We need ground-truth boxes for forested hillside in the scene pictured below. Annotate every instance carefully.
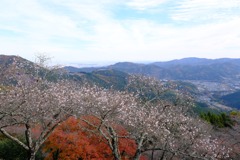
[220,90,240,109]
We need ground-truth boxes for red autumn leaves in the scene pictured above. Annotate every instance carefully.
[43,116,146,160]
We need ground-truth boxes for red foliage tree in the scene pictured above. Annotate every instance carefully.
[43,116,142,160]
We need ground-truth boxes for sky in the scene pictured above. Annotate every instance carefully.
[0,0,240,65]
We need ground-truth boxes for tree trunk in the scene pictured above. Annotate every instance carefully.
[108,127,121,160]
[133,133,146,160]
[151,150,155,160]
[28,149,36,160]
[159,150,165,160]
[133,150,141,160]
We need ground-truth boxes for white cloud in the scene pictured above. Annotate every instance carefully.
[172,0,240,21]
[73,17,240,62]
[126,0,168,10]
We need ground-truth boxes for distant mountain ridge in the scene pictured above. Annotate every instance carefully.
[65,57,240,82]
[152,57,240,67]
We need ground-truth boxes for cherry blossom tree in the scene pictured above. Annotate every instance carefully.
[0,56,83,160]
[76,76,231,160]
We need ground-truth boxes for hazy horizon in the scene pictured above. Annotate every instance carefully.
[62,56,240,67]
[2,54,240,68]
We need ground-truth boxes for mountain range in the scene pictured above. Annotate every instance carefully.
[65,57,240,82]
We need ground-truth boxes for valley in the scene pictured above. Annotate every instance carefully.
[65,57,240,111]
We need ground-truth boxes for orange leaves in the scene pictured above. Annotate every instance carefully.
[43,116,137,160]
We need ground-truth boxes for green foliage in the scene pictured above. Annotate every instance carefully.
[68,69,129,91]
[92,69,129,91]
[193,102,219,114]
[0,135,28,160]
[200,112,234,128]
[230,110,240,117]
[0,135,44,160]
